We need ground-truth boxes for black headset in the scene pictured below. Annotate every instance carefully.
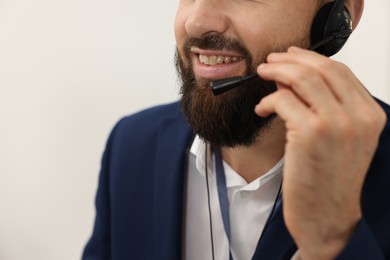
[211,0,354,95]
[311,0,353,57]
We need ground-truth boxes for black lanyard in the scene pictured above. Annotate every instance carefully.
[214,147,233,260]
[212,146,283,260]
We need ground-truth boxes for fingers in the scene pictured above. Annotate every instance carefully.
[255,47,384,119]
[255,88,313,123]
[255,45,387,147]
[263,47,374,106]
[257,62,338,113]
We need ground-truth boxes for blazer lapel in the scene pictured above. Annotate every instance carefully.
[252,203,297,260]
[153,116,193,260]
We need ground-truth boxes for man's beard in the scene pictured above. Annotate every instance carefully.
[176,35,303,148]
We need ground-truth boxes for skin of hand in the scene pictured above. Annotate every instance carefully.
[255,46,387,259]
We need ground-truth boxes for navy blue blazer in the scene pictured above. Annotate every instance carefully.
[83,100,390,260]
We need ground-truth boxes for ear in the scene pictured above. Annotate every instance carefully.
[344,0,364,30]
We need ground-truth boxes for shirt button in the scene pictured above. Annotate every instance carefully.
[240,191,249,199]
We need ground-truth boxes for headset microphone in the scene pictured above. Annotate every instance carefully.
[210,0,352,96]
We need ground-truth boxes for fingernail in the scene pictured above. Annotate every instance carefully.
[258,63,268,70]
[289,46,304,52]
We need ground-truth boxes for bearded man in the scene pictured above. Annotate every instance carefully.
[83,0,390,259]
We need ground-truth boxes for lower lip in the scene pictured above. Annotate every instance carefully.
[192,54,246,80]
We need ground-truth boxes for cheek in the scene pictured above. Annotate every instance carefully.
[175,5,197,67]
[174,5,189,51]
[234,20,278,65]
[229,6,290,63]
[239,15,311,64]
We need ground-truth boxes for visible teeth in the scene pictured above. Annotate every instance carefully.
[203,55,209,65]
[209,56,217,65]
[224,56,232,63]
[199,54,241,65]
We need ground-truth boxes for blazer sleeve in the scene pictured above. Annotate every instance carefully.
[291,218,385,260]
[335,218,385,260]
[82,119,122,260]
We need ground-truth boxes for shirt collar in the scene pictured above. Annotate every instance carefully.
[190,135,284,190]
[189,135,207,176]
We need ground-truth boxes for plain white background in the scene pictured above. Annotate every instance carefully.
[0,1,389,259]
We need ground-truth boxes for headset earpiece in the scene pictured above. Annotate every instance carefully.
[311,0,353,57]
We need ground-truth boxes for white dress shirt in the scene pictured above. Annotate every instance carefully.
[184,136,283,260]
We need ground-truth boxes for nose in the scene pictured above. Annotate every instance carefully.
[185,0,229,39]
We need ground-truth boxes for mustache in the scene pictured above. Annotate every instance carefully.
[184,35,252,63]
[182,34,255,76]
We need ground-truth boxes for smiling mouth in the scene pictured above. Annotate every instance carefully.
[199,54,243,66]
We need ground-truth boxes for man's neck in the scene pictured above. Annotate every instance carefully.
[220,117,286,183]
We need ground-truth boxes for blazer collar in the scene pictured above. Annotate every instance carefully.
[152,114,193,260]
